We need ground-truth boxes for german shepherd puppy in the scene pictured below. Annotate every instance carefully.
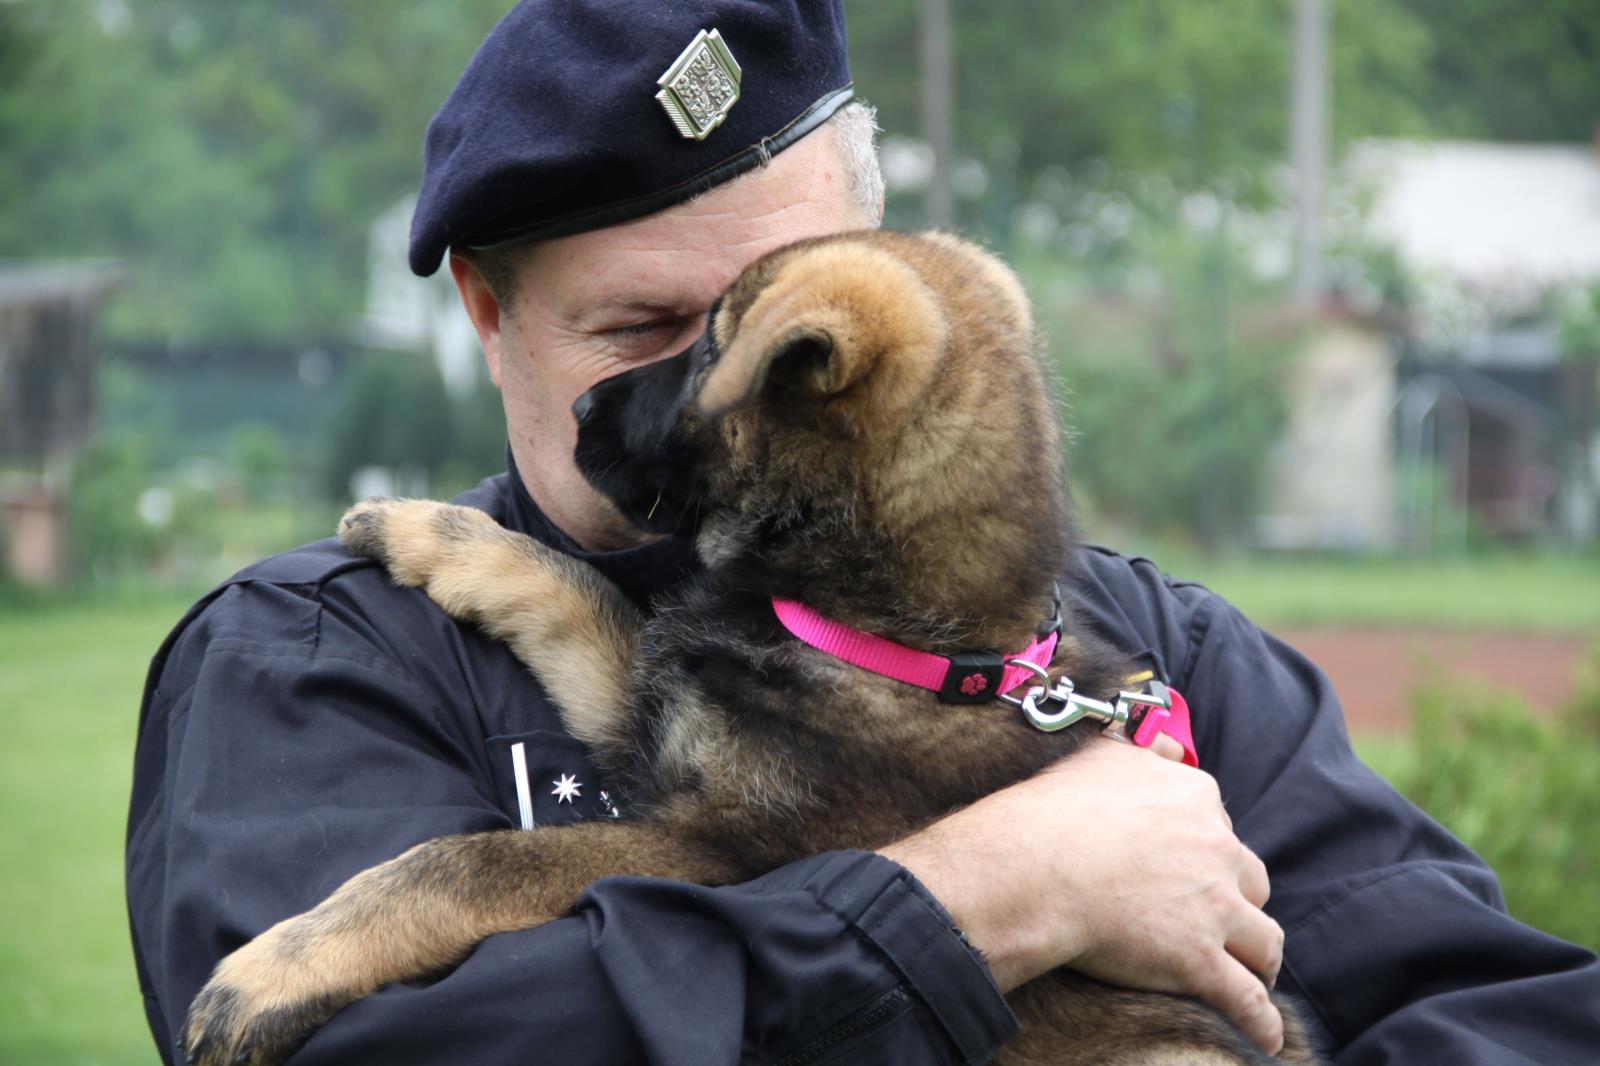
[182,231,1317,1065]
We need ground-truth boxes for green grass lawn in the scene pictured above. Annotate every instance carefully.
[1131,551,1600,632]
[0,596,191,1066]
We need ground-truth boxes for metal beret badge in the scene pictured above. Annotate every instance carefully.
[655,29,742,141]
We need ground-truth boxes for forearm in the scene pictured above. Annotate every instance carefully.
[143,845,1016,1066]
[879,785,1060,994]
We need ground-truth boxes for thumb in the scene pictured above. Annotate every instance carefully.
[1148,733,1186,762]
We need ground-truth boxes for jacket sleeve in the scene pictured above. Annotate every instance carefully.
[126,577,1017,1066]
[1071,552,1600,1065]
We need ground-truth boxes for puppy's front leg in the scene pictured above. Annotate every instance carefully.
[182,820,726,1066]
[339,498,641,750]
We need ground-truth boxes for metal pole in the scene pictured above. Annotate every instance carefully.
[920,0,955,229]
[1290,0,1328,307]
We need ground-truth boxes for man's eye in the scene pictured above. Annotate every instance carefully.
[606,319,674,341]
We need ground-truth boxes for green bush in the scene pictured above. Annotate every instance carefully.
[66,430,231,585]
[66,432,164,580]
[1381,667,1600,951]
[227,421,294,503]
[320,353,505,501]
[1064,346,1285,545]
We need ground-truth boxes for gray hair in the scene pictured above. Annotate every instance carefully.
[470,101,884,307]
[827,99,886,226]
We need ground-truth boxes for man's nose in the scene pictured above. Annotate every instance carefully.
[572,391,597,425]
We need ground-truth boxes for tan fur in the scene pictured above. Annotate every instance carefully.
[183,821,732,1066]
[183,232,1319,1066]
[700,231,1066,653]
[339,498,641,751]
[698,241,950,418]
[921,229,1036,336]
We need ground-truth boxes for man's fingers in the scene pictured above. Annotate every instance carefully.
[1238,847,1270,909]
[1195,952,1284,1055]
[1225,907,1285,989]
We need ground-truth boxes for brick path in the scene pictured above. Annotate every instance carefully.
[1273,628,1593,734]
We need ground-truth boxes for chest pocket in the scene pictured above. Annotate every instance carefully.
[484,730,620,828]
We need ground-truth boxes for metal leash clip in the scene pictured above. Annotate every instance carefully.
[1002,661,1174,735]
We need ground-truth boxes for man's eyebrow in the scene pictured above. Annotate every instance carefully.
[569,293,697,328]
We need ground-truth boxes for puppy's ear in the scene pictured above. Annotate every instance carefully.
[698,325,834,418]
[697,240,950,420]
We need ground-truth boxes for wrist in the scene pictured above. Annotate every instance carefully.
[879,798,1078,992]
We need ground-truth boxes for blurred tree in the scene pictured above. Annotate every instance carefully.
[322,351,453,498]
[850,0,1434,219]
[1036,201,1295,546]
[1396,0,1600,142]
[2,0,1593,353]
[67,430,155,578]
[0,0,508,348]
[317,350,507,501]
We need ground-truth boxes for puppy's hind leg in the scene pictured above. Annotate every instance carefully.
[339,498,641,750]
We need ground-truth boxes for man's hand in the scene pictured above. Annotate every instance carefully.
[880,737,1285,1054]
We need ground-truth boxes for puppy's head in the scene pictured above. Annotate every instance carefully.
[574,230,1068,632]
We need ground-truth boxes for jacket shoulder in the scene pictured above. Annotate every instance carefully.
[142,474,515,707]
[1065,544,1223,686]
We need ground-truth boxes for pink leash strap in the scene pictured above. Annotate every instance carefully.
[1129,687,1199,768]
[771,598,1059,699]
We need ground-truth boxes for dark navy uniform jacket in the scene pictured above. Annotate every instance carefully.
[127,469,1600,1065]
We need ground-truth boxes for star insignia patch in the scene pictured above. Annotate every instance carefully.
[551,773,582,805]
[655,28,742,141]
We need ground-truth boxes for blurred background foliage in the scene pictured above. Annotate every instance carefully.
[1,1,511,345]
[2,2,1598,1063]
[1366,663,1600,951]
[4,0,1595,345]
[1,0,1596,574]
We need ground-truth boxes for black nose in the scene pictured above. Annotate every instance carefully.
[572,391,596,425]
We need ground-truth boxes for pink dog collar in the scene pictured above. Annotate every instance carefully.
[771,597,1198,766]
[771,598,1059,704]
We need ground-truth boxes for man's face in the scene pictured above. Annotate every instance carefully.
[450,125,873,551]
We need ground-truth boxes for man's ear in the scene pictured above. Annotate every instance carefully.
[449,250,506,387]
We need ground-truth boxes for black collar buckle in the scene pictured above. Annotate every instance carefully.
[937,651,1007,704]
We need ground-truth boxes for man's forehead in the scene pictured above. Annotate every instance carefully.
[523,127,865,323]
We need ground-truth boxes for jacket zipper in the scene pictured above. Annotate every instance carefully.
[772,986,912,1066]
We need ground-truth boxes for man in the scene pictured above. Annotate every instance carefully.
[127,3,1600,1064]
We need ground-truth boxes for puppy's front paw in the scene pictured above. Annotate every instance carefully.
[181,929,347,1066]
[337,496,402,561]
[338,498,496,587]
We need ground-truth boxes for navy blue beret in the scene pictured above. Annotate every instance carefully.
[409,0,853,277]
